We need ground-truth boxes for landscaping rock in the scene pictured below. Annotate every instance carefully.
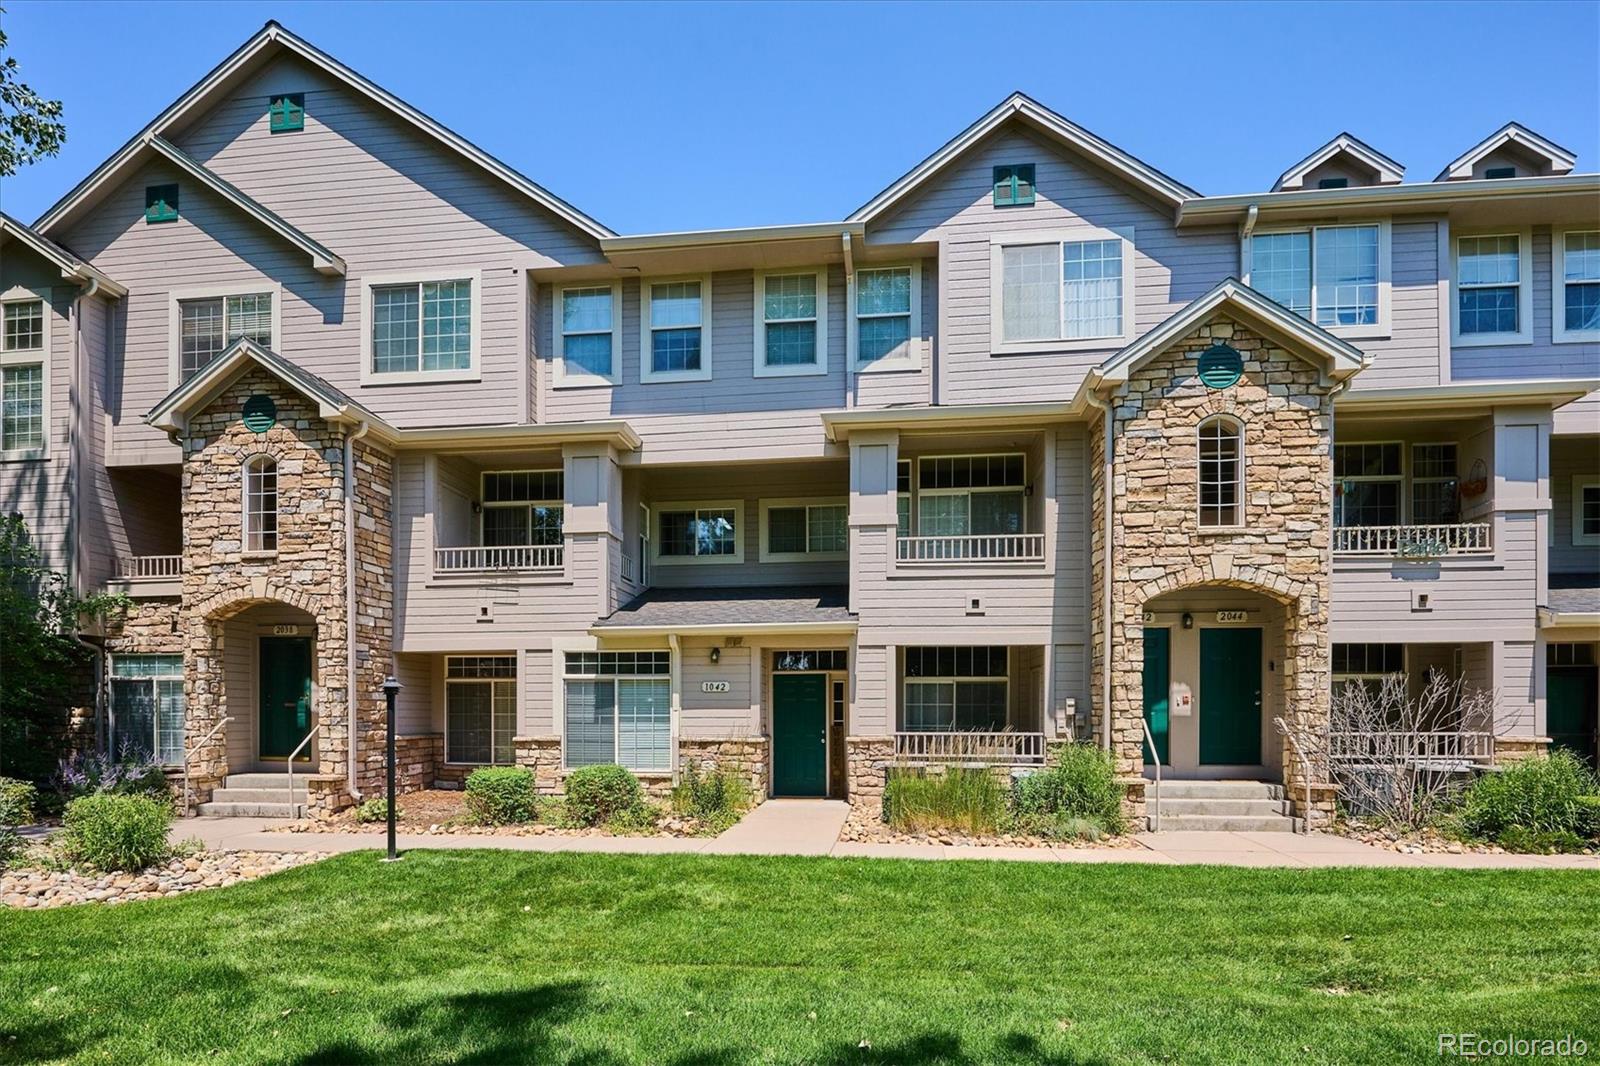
[837,805,1143,849]
[1,850,327,910]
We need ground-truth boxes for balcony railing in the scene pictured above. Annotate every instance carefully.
[115,555,182,580]
[1333,523,1491,558]
[1328,730,1495,769]
[434,545,563,573]
[894,730,1047,766]
[896,533,1045,563]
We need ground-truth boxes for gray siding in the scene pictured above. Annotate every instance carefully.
[1452,227,1600,386]
[1551,435,1600,576]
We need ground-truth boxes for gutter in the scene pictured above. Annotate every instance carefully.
[1082,389,1115,752]
[842,232,855,410]
[344,419,372,801]
[1177,172,1600,225]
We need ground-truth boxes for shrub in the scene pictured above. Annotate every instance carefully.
[564,764,643,827]
[60,793,173,871]
[671,762,749,823]
[54,746,171,803]
[1008,813,1105,842]
[0,826,25,871]
[0,776,37,825]
[354,797,398,824]
[1458,751,1600,846]
[884,768,1005,835]
[1011,744,1125,835]
[605,803,661,835]
[463,767,538,825]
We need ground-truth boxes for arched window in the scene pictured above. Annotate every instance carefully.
[243,455,278,552]
[1197,417,1243,528]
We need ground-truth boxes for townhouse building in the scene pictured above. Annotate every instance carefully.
[2,22,1595,824]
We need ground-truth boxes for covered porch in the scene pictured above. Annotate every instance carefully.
[892,644,1050,767]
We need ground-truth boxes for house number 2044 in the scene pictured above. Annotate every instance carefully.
[1214,611,1247,623]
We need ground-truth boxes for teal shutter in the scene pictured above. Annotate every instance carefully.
[145,184,179,224]
[269,93,305,133]
[992,164,1036,207]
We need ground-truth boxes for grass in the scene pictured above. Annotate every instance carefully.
[1,852,1597,1064]
[884,768,1005,835]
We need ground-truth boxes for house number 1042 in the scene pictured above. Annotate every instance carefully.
[701,681,730,693]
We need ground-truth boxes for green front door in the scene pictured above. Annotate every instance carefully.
[1548,667,1598,769]
[772,673,827,797]
[259,637,313,760]
[1142,627,1170,766]
[1199,627,1262,765]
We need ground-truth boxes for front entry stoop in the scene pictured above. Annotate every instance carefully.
[1149,780,1301,832]
[195,772,306,818]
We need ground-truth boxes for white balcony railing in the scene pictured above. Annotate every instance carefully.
[434,545,563,573]
[115,555,182,580]
[621,551,640,585]
[894,730,1047,765]
[1328,730,1495,769]
[896,533,1045,563]
[1333,523,1492,558]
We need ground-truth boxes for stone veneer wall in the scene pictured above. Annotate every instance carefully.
[844,737,895,818]
[679,737,769,800]
[393,734,442,793]
[178,369,393,811]
[1090,316,1336,827]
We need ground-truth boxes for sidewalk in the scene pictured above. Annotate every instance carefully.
[166,802,1600,870]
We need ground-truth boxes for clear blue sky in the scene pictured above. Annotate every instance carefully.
[3,1,1597,233]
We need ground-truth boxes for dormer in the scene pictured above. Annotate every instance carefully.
[1272,133,1404,192]
[1436,122,1577,181]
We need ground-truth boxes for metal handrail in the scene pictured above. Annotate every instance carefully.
[285,723,321,821]
[181,716,232,816]
[1273,716,1312,834]
[1140,717,1161,833]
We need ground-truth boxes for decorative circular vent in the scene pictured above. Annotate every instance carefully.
[1197,342,1243,390]
[242,394,277,434]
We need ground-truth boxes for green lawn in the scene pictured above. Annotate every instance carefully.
[2,852,1596,1065]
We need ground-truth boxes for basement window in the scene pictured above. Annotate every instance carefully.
[269,93,306,133]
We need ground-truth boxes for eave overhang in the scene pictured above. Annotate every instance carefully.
[821,401,1082,442]
[1176,173,1600,226]
[597,221,867,274]
[0,212,128,297]
[1335,379,1600,415]
[587,620,859,638]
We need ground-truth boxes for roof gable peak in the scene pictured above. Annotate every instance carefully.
[1437,121,1577,181]
[1272,132,1405,191]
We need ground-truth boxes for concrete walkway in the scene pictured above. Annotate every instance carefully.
[162,803,1600,869]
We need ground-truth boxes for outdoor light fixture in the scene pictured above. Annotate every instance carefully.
[709,646,721,664]
[381,675,403,863]
[1182,612,1194,630]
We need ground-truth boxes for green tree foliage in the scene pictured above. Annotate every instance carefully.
[0,10,66,177]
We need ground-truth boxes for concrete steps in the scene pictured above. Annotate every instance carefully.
[195,772,305,818]
[1147,779,1299,832]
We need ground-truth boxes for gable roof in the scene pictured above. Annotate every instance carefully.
[1272,132,1404,191]
[0,212,127,297]
[1436,122,1578,181]
[146,335,395,439]
[34,21,612,241]
[848,92,1198,224]
[1082,279,1368,395]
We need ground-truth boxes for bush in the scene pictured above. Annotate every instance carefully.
[1007,813,1105,842]
[1011,744,1125,835]
[885,768,1006,835]
[605,803,661,835]
[1458,751,1600,846]
[60,793,173,871]
[564,764,643,827]
[54,747,171,803]
[0,776,37,825]
[354,798,398,824]
[463,767,538,825]
[671,762,749,823]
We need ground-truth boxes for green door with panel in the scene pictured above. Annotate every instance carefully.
[1199,627,1262,765]
[1142,627,1170,766]
[1548,667,1598,769]
[259,637,313,760]
[772,673,827,797]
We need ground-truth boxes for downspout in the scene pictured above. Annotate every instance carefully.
[1083,386,1115,751]
[68,278,107,752]
[841,232,855,409]
[344,419,372,800]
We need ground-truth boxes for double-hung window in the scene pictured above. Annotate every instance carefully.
[563,651,671,771]
[656,502,742,564]
[1554,229,1600,343]
[902,647,1009,732]
[642,278,710,382]
[755,270,825,375]
[761,498,847,561]
[1453,232,1530,345]
[1334,443,1402,527]
[445,656,517,765]
[243,455,278,553]
[176,292,274,381]
[1,295,47,458]
[1410,444,1459,525]
[364,271,478,381]
[1573,477,1600,547]
[915,455,1025,538]
[995,229,1133,348]
[1247,223,1388,334]
[1197,417,1244,528]
[851,264,919,371]
[556,283,619,385]
[110,655,185,766]
[1332,643,1404,701]
[481,471,563,548]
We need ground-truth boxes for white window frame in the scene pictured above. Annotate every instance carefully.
[1450,229,1532,347]
[1241,220,1393,339]
[1196,416,1246,530]
[652,499,744,566]
[242,453,278,555]
[848,261,922,373]
[1409,442,1459,525]
[443,654,519,767]
[1332,643,1406,698]
[758,496,848,562]
[911,453,1029,537]
[640,274,712,383]
[559,650,674,773]
[1333,440,1405,528]
[109,654,186,767]
[554,281,622,387]
[360,267,482,385]
[1573,475,1600,547]
[0,287,50,461]
[166,282,283,391]
[1552,228,1600,344]
[479,470,564,547]
[989,225,1137,353]
[753,269,828,378]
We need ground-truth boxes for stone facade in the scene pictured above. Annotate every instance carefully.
[844,736,895,818]
[679,737,769,800]
[393,733,443,793]
[1091,316,1337,827]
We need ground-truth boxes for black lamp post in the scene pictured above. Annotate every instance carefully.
[381,674,402,862]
